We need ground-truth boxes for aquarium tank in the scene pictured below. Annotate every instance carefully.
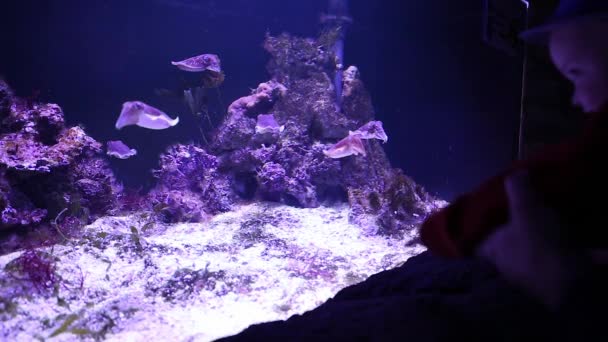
[0,0,528,340]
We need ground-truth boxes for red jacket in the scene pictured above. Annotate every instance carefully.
[420,111,608,258]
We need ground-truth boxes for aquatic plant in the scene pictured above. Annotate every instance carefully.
[171,53,225,145]
[0,297,18,322]
[4,249,60,296]
[148,265,257,302]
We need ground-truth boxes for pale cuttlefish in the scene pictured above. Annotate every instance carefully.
[255,114,285,134]
[171,53,224,116]
[115,101,179,130]
[323,133,366,158]
[350,120,388,143]
[106,140,137,159]
[323,120,388,159]
[171,54,222,74]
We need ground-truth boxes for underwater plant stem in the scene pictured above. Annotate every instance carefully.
[52,208,70,242]
[334,40,344,111]
[202,88,214,128]
[367,141,380,183]
[517,4,530,159]
[216,87,227,118]
[325,0,351,112]
[199,124,209,146]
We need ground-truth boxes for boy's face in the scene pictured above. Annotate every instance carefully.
[550,22,608,113]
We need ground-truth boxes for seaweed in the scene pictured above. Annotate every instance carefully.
[129,226,143,255]
[147,264,256,301]
[49,313,83,338]
[0,297,18,321]
[4,249,60,296]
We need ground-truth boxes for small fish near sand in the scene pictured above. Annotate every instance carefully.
[115,101,180,130]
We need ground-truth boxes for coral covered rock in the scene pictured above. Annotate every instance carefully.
[70,157,122,216]
[211,81,287,152]
[263,32,336,83]
[0,80,12,121]
[149,144,236,222]
[0,84,121,234]
[149,31,442,237]
[0,126,101,173]
[341,66,376,122]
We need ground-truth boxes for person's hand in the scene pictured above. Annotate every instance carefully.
[476,171,586,310]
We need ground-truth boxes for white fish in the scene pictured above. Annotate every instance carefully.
[255,114,285,134]
[115,101,179,130]
[171,54,222,73]
[323,132,367,159]
[351,120,388,143]
[106,140,137,159]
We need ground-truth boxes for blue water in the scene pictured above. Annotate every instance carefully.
[0,0,523,201]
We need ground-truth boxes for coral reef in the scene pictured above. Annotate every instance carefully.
[210,80,287,151]
[0,82,121,235]
[150,31,443,237]
[148,144,235,223]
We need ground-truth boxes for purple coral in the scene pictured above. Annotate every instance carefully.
[0,82,120,241]
[211,81,287,151]
[1,206,47,227]
[152,144,218,190]
[149,144,235,221]
[257,162,288,194]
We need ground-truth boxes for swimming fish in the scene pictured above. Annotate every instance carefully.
[115,101,180,130]
[106,140,137,159]
[171,54,222,73]
[323,132,366,159]
[351,120,388,143]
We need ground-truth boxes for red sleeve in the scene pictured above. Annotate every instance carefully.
[420,114,608,258]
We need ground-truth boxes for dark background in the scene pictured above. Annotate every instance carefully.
[0,0,527,201]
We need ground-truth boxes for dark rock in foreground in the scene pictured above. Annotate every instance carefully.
[216,251,559,342]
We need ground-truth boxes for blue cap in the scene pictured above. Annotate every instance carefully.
[520,0,608,44]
